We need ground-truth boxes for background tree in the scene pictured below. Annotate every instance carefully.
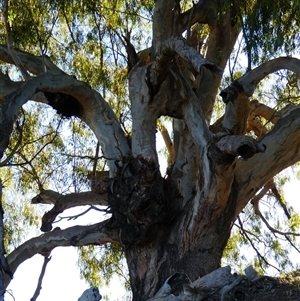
[1,0,300,300]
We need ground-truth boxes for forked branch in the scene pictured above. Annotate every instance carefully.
[32,190,109,232]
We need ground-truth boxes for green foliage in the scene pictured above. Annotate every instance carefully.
[241,0,300,64]
[77,243,130,289]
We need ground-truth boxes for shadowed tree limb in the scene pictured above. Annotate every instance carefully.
[31,190,109,232]
[0,72,130,173]
[0,45,64,76]
[235,105,300,216]
[150,36,223,87]
[0,180,13,301]
[5,220,119,288]
[30,255,51,301]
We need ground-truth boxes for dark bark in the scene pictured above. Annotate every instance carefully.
[124,184,238,301]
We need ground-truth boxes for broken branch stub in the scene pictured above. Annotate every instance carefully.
[216,135,266,160]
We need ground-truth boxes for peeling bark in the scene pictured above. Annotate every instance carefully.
[235,105,300,216]
[5,220,119,288]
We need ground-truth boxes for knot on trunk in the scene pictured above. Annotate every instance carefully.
[220,81,244,103]
[108,157,175,247]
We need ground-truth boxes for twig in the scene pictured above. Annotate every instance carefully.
[53,206,109,223]
[5,290,15,300]
[237,217,280,272]
[92,142,100,176]
[30,255,52,301]
[252,196,300,237]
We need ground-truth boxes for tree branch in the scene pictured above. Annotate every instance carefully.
[5,220,119,288]
[237,217,280,272]
[235,105,300,216]
[221,57,300,102]
[30,255,51,301]
[31,190,109,232]
[251,197,300,237]
[220,57,300,145]
[0,72,22,102]
[0,180,13,301]
[0,71,130,173]
[178,0,215,33]
[0,45,63,76]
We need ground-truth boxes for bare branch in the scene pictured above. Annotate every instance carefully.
[30,255,52,301]
[0,45,64,76]
[31,190,109,232]
[251,198,300,237]
[54,206,108,224]
[5,220,120,288]
[237,217,280,272]
[221,57,300,102]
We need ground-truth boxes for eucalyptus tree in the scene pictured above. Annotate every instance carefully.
[1,0,300,300]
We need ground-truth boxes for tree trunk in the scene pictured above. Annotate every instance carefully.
[113,156,239,300]
[125,191,238,301]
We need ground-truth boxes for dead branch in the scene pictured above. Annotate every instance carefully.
[30,255,52,301]
[32,190,109,232]
[53,205,108,223]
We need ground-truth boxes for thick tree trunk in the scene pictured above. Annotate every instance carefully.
[121,171,239,301]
